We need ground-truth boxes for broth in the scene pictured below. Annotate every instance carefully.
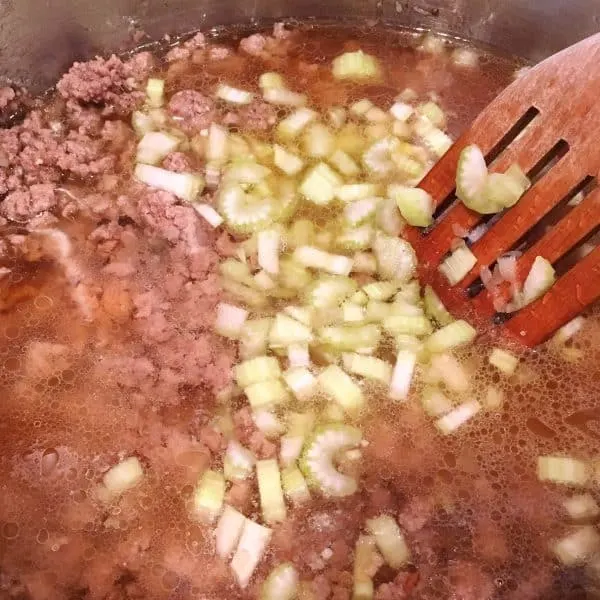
[0,22,598,600]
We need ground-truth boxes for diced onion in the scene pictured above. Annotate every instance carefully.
[553,526,600,566]
[231,519,272,588]
[194,203,224,228]
[263,87,307,107]
[215,302,248,339]
[537,456,590,486]
[216,83,254,105]
[193,470,225,524]
[261,563,299,600]
[436,401,481,434]
[332,50,381,81]
[256,459,287,524]
[488,348,519,375]
[136,131,180,165]
[103,457,144,495]
[235,356,282,388]
[215,505,246,558]
[389,350,417,401]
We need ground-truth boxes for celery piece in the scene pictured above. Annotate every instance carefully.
[193,470,225,524]
[235,356,282,388]
[318,365,365,414]
[256,459,287,524]
[332,50,381,81]
[366,515,410,569]
[426,320,477,353]
[300,163,343,205]
[245,379,290,409]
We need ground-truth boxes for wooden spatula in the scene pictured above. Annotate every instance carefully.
[403,33,600,347]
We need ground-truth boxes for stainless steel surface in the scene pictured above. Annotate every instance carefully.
[0,0,598,93]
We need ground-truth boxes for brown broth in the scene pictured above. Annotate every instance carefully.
[0,22,597,600]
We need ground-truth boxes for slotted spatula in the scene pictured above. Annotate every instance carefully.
[403,32,600,347]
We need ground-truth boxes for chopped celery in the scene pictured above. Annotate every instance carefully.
[363,136,400,178]
[280,436,305,467]
[488,348,519,375]
[439,244,477,285]
[376,197,404,237]
[365,301,392,323]
[134,164,204,203]
[383,315,432,336]
[136,131,180,165]
[245,379,290,409]
[259,72,285,90]
[305,276,358,309]
[224,440,256,481]
[261,564,299,600]
[103,457,144,495]
[351,290,369,306]
[222,278,268,308]
[263,87,307,106]
[132,110,156,136]
[329,149,361,177]
[274,144,304,176]
[336,183,381,203]
[363,281,399,301]
[421,386,452,417]
[256,459,287,524]
[318,365,365,414]
[281,466,311,505]
[553,526,600,566]
[215,302,248,340]
[220,258,255,287]
[269,313,314,347]
[481,171,527,212]
[240,318,272,359]
[235,356,282,388]
[300,163,344,205]
[218,184,275,234]
[332,50,381,81]
[288,343,311,369]
[194,203,224,228]
[483,385,505,410]
[366,515,410,568]
[436,401,481,434]
[294,246,354,276]
[373,232,417,282]
[328,106,347,129]
[553,316,585,345]
[254,270,276,290]
[426,319,477,353]
[389,101,414,122]
[319,324,381,351]
[300,424,362,496]
[231,519,272,588]
[145,78,165,108]
[193,470,225,524]
[206,123,229,163]
[277,108,318,139]
[389,350,417,401]
[538,456,590,486]
[429,353,470,392]
[215,505,246,558]
[303,123,335,158]
[395,280,421,304]
[342,301,366,323]
[280,257,314,290]
[564,494,600,522]
[257,229,280,276]
[335,225,374,252]
[253,409,286,439]
[417,101,446,128]
[224,161,271,185]
[284,306,313,327]
[456,144,489,212]
[216,83,254,104]
[521,256,556,306]
[353,535,378,600]
[283,367,318,401]
[344,198,379,226]
[423,285,454,326]
[342,353,392,384]
[388,184,434,227]
[351,99,374,117]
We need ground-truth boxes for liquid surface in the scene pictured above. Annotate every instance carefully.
[0,22,598,600]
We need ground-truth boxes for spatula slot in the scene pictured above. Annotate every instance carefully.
[526,138,570,183]
[485,106,540,165]
[507,175,597,256]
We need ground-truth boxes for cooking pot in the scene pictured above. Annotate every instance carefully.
[1,0,598,95]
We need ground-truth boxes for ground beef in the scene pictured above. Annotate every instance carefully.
[56,131,115,177]
[65,99,104,135]
[398,495,435,533]
[56,54,147,116]
[1,183,56,222]
[162,151,193,173]
[239,33,268,56]
[239,101,278,131]
[165,33,207,62]
[167,90,216,134]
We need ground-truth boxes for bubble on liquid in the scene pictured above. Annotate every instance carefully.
[41,448,59,476]
[2,522,19,539]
